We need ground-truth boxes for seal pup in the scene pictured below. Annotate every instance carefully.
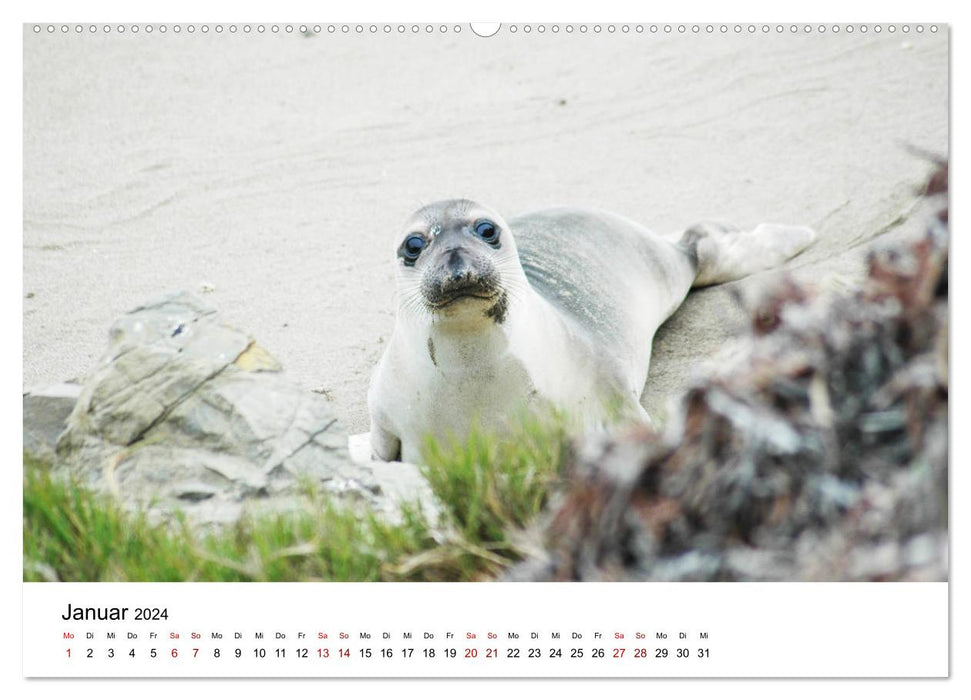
[367,199,814,462]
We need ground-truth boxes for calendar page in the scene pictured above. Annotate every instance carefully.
[20,8,951,685]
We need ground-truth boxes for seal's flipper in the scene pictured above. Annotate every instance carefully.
[679,221,816,287]
[369,418,402,462]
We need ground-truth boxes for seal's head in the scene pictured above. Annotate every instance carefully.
[394,199,525,325]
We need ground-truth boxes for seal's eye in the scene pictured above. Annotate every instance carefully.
[401,234,426,264]
[474,219,500,246]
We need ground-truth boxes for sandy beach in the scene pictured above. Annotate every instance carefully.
[23,25,948,434]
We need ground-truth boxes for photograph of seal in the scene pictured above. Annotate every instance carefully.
[367,199,815,463]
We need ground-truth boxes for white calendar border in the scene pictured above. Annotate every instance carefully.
[6,0,965,696]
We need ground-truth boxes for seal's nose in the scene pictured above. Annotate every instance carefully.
[444,247,471,281]
[421,242,497,308]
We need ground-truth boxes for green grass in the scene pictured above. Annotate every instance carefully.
[421,411,569,543]
[23,411,571,582]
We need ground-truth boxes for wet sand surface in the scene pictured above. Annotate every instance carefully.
[23,26,948,433]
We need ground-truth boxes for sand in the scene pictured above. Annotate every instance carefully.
[23,25,948,434]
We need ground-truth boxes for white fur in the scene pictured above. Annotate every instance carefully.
[369,283,610,463]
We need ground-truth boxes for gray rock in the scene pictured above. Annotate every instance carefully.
[52,291,438,528]
[347,432,442,522]
[23,383,82,462]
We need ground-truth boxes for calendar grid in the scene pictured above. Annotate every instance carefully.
[24,583,948,678]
